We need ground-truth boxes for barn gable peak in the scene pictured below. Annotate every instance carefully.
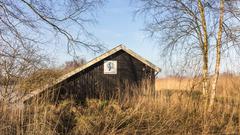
[57,44,161,85]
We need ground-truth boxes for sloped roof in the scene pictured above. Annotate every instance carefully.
[21,44,161,103]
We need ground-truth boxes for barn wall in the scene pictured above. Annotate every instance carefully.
[25,50,156,104]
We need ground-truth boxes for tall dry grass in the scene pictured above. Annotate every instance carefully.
[156,74,240,98]
[1,82,240,134]
[156,76,197,91]
[0,73,240,135]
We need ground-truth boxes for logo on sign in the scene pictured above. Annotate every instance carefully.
[104,61,117,74]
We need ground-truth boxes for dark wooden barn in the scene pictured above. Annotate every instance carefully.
[22,45,161,104]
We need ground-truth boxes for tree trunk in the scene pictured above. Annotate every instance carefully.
[198,0,209,96]
[209,0,225,111]
[197,1,210,134]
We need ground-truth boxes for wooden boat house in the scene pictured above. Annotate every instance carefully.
[22,45,161,104]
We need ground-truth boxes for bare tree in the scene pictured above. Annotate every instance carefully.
[0,0,104,102]
[0,0,104,53]
[64,57,86,70]
[0,42,47,102]
[209,0,225,110]
[136,0,240,106]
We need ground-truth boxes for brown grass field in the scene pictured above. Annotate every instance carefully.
[0,75,240,134]
[156,74,240,98]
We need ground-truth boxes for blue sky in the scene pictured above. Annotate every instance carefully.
[51,0,162,71]
[49,0,240,76]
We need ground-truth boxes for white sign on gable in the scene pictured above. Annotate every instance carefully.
[104,60,117,74]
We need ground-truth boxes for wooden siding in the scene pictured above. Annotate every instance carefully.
[25,50,155,104]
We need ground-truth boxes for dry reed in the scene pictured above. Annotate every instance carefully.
[0,74,239,134]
